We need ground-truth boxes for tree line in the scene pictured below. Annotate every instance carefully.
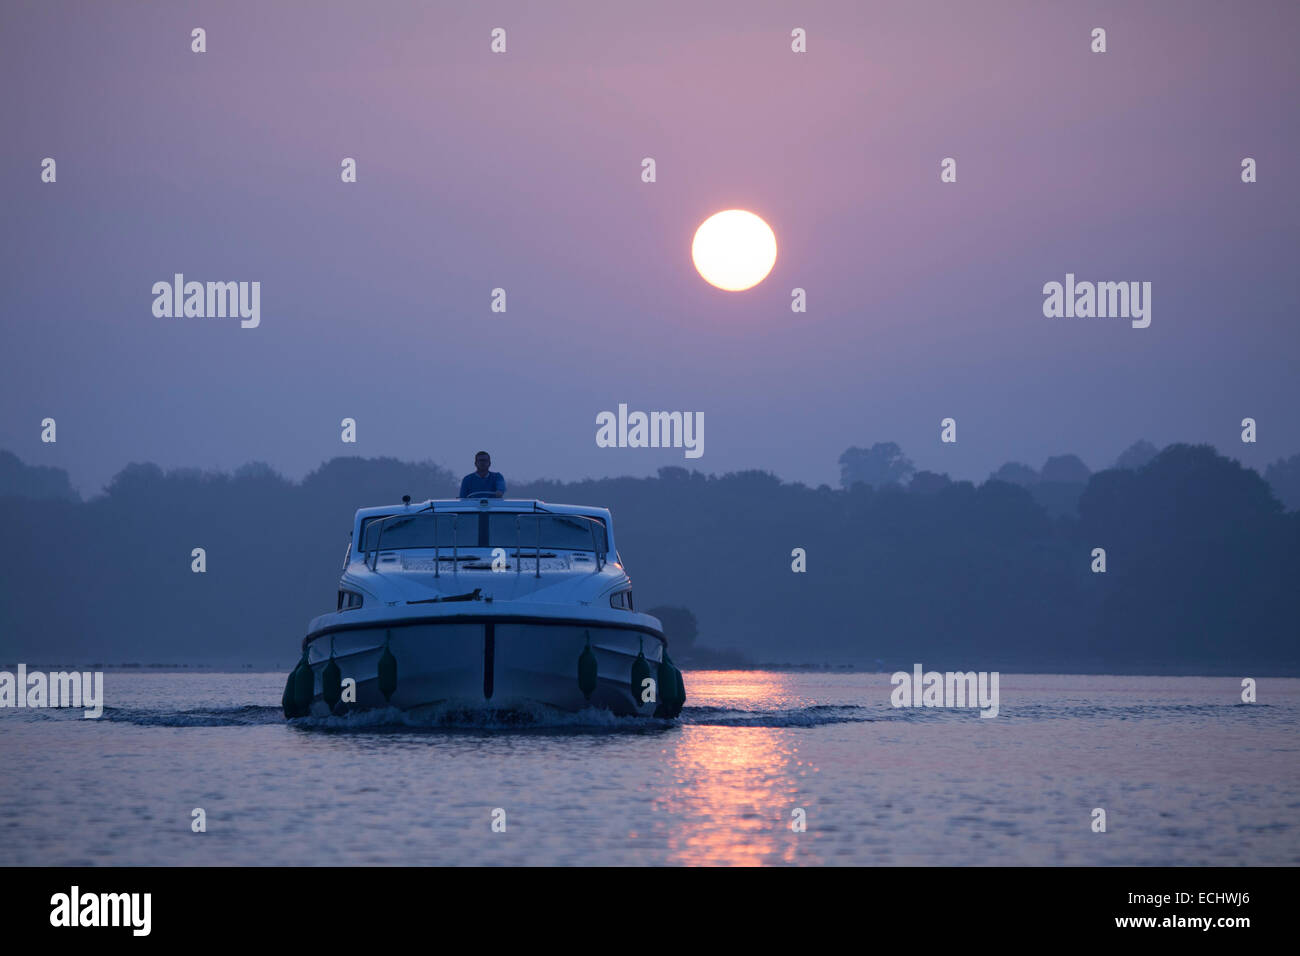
[0,443,1295,673]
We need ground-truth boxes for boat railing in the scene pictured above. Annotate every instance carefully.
[590,519,605,572]
[366,511,605,576]
[369,517,385,571]
[514,514,604,577]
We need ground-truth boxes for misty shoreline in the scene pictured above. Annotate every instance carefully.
[3,441,1296,675]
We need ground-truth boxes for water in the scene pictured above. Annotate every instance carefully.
[1,672,1296,865]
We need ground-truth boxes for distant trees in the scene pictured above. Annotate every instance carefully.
[1028,454,1090,518]
[982,455,1090,518]
[646,605,754,668]
[302,456,456,502]
[646,605,698,653]
[1077,444,1293,663]
[838,442,915,489]
[233,461,288,483]
[1114,440,1159,471]
[0,443,1295,672]
[908,470,953,494]
[0,450,79,501]
[988,462,1039,487]
[1080,443,1281,535]
[1040,454,1091,483]
[1264,453,1300,511]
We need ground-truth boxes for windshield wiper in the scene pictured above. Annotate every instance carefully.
[407,588,482,605]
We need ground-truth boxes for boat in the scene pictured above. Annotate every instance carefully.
[281,495,685,720]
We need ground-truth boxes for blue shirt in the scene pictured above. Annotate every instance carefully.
[459,471,506,498]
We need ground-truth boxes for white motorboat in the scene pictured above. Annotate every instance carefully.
[281,496,685,720]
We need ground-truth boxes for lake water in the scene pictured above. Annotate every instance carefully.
[1,671,1296,866]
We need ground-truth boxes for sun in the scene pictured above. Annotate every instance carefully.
[691,209,777,292]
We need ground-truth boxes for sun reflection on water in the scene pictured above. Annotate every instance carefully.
[655,671,820,866]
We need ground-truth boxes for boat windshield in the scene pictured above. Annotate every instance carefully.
[361,512,607,554]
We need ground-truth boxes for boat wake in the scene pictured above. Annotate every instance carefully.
[99,704,283,727]
[94,701,880,731]
[680,704,877,727]
[92,699,1259,731]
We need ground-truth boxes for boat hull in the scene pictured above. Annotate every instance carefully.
[300,615,667,718]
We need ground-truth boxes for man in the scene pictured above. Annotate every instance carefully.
[459,451,507,498]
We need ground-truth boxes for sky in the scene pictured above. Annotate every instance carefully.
[2,0,1297,496]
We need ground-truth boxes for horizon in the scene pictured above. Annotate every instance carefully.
[5,436,1298,501]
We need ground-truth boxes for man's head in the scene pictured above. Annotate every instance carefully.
[474,451,491,476]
